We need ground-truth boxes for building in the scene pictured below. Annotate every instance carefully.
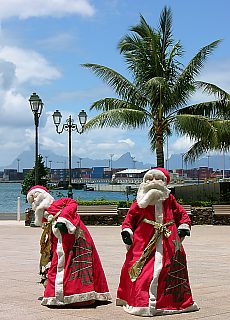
[112,169,149,184]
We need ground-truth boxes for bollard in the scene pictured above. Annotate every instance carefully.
[17,197,21,221]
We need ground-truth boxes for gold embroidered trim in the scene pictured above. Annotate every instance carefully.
[39,210,62,271]
[128,219,174,282]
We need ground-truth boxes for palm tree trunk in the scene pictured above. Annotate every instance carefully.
[156,134,164,168]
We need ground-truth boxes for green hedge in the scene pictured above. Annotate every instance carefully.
[177,199,230,207]
[76,199,132,207]
[55,191,230,208]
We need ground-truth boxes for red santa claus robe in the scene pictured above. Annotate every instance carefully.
[116,195,199,316]
[41,197,111,306]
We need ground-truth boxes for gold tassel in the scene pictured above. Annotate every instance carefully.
[39,210,62,273]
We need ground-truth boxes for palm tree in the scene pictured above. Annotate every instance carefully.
[82,6,230,168]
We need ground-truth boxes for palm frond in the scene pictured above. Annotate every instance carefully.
[195,81,230,100]
[81,63,146,103]
[83,109,150,130]
[178,100,230,119]
[172,40,222,106]
[183,40,222,80]
[175,114,218,140]
[129,14,155,39]
[89,97,150,115]
[159,6,173,53]
[182,119,230,162]
[184,141,212,162]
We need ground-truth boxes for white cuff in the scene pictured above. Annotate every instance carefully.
[56,217,76,234]
[178,223,190,231]
[122,228,133,241]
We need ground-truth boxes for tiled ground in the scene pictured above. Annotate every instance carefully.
[0,221,229,320]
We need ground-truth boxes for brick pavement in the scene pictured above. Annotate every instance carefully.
[0,221,229,320]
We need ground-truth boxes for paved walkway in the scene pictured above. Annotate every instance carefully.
[0,221,229,320]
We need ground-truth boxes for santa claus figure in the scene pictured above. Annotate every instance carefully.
[116,168,199,316]
[27,185,112,307]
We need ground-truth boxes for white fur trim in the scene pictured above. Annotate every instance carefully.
[122,228,133,238]
[122,228,133,250]
[56,217,76,234]
[41,291,112,306]
[178,223,190,231]
[34,208,43,226]
[54,230,65,302]
[148,201,163,312]
[122,302,199,317]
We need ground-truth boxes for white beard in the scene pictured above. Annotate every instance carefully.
[137,181,171,208]
[28,192,54,226]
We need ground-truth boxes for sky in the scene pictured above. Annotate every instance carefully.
[0,0,230,169]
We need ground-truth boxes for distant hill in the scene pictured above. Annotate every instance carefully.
[0,150,154,171]
[167,153,228,170]
[1,148,228,171]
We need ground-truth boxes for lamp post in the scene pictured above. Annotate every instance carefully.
[181,153,184,179]
[110,153,114,170]
[131,156,136,169]
[29,92,43,185]
[79,157,82,169]
[17,158,20,173]
[29,92,43,227]
[49,160,52,179]
[52,110,87,198]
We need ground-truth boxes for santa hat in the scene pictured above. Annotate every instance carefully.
[144,168,170,185]
[27,185,49,202]
[154,167,170,184]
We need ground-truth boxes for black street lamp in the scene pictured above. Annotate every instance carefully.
[29,92,43,227]
[52,110,87,198]
[29,92,43,185]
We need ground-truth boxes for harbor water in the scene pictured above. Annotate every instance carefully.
[0,182,133,214]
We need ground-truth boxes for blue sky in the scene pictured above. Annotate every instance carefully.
[0,0,229,168]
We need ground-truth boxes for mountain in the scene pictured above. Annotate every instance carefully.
[168,153,228,170]
[1,148,228,172]
[0,150,154,171]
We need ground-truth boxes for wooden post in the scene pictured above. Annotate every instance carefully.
[17,197,21,221]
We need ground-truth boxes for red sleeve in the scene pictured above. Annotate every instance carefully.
[170,195,191,228]
[57,198,80,226]
[122,200,143,232]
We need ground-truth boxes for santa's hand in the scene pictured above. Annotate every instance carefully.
[121,230,133,245]
[178,229,190,238]
[55,222,68,234]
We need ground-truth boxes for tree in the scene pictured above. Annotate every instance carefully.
[82,6,230,167]
[164,237,191,302]
[21,155,50,196]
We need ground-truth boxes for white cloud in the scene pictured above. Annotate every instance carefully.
[0,44,61,130]
[0,46,61,85]
[0,0,95,19]
[38,33,78,51]
[190,59,230,104]
[0,90,32,126]
[0,42,62,167]
[36,113,138,161]
[0,60,15,89]
[169,136,195,156]
[118,138,135,147]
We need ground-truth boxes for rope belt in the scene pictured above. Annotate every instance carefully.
[128,218,175,282]
[40,210,62,272]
